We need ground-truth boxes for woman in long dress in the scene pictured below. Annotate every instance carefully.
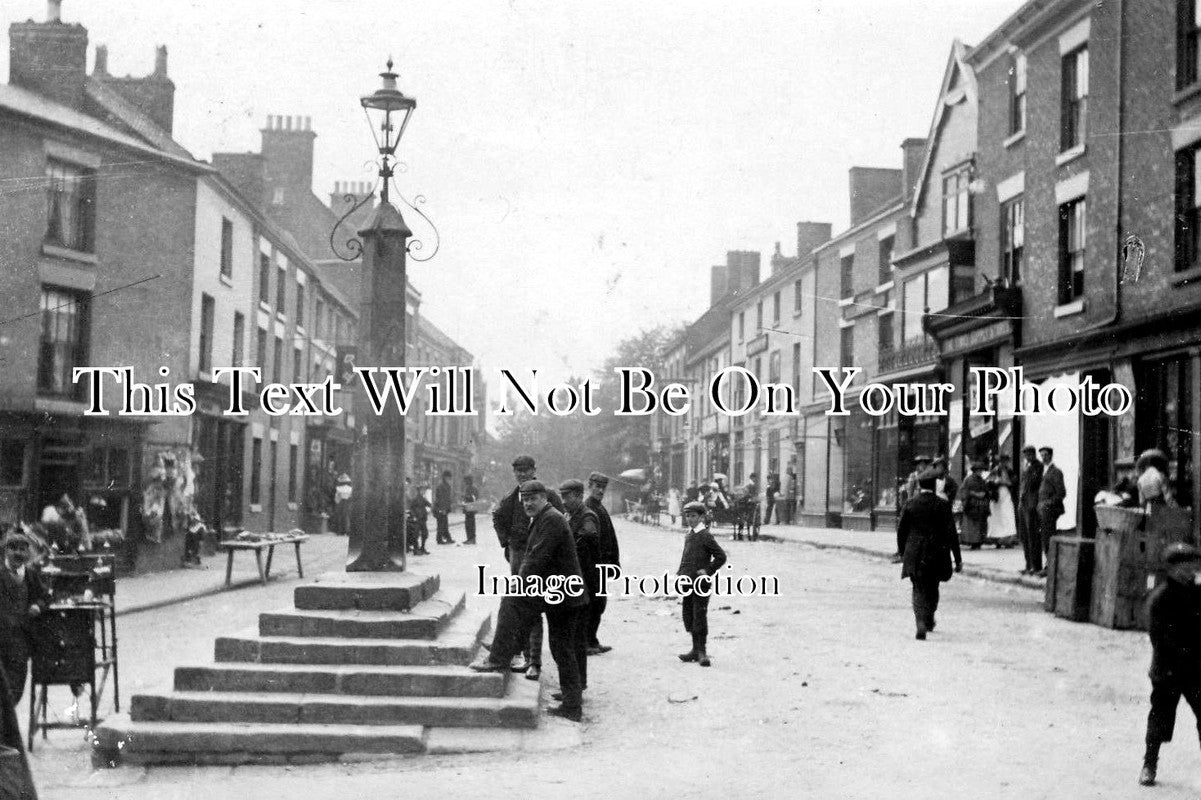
[960,462,991,549]
[987,455,1018,546]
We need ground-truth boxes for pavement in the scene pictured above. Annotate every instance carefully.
[26,514,1192,800]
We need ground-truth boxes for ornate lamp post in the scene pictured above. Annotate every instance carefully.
[344,61,417,572]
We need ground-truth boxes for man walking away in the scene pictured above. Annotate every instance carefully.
[764,472,779,525]
[1139,543,1201,786]
[585,472,619,654]
[1036,447,1066,577]
[898,470,962,640]
[434,471,453,545]
[1018,446,1044,575]
[462,475,478,544]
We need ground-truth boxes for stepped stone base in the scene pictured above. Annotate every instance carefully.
[95,571,543,766]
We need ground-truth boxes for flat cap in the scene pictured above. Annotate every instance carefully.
[682,500,707,515]
[519,480,547,496]
[512,454,536,469]
[1164,542,1201,565]
[1022,445,1037,454]
[913,454,932,463]
[588,472,610,486]
[559,479,585,494]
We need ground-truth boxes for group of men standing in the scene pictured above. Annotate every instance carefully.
[1017,445,1067,577]
[469,455,620,722]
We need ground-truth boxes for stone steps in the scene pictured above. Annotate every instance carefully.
[130,688,539,729]
[258,590,463,640]
[215,604,490,667]
[94,571,544,767]
[172,662,506,697]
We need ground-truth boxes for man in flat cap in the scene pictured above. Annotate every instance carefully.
[560,479,599,691]
[0,528,49,705]
[585,471,620,654]
[677,500,726,666]
[491,455,563,679]
[471,480,588,721]
[894,455,932,563]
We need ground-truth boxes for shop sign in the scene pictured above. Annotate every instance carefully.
[942,320,1010,357]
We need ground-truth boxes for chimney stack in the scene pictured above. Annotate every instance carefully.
[710,265,729,308]
[154,44,167,76]
[91,44,176,133]
[9,1,89,110]
[262,113,318,198]
[848,167,903,227]
[796,221,833,259]
[900,138,927,203]
[93,43,108,75]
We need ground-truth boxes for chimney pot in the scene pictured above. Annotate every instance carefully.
[94,44,108,75]
[47,0,62,23]
[305,115,311,131]
[154,44,167,77]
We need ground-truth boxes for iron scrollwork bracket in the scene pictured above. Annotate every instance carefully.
[329,190,377,262]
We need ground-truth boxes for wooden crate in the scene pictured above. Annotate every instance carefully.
[1091,505,1193,630]
[1045,536,1093,621]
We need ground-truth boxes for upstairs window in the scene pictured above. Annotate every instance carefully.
[1009,53,1027,136]
[199,293,215,374]
[772,292,780,324]
[1058,197,1087,303]
[1061,47,1089,152]
[756,300,764,331]
[232,311,245,368]
[942,168,971,236]
[38,287,88,397]
[1001,197,1025,284]
[220,218,233,278]
[275,265,287,315]
[1176,146,1201,272]
[794,279,803,314]
[258,253,271,305]
[840,326,854,367]
[296,282,305,328]
[45,160,96,253]
[1178,0,1201,90]
[878,235,894,285]
[840,253,854,298]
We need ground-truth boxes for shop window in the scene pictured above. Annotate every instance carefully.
[38,286,88,398]
[1137,357,1195,509]
[84,447,130,488]
[0,440,27,486]
[45,159,96,253]
[875,408,900,510]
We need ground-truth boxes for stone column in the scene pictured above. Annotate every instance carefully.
[346,202,412,572]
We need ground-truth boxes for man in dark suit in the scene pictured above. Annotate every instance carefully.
[433,471,453,544]
[898,470,963,640]
[471,481,588,721]
[490,455,563,679]
[560,479,599,692]
[584,472,619,654]
[0,529,49,705]
[1018,445,1045,575]
[1036,446,1067,576]
[461,475,478,545]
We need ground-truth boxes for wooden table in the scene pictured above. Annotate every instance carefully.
[217,535,309,587]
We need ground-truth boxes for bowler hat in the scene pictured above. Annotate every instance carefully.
[512,455,536,469]
[519,480,547,496]
[917,469,938,491]
[559,479,585,494]
[1022,445,1036,455]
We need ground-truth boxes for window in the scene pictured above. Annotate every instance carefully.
[199,293,215,374]
[276,265,287,315]
[756,301,764,331]
[220,217,233,278]
[840,253,854,298]
[901,268,949,344]
[1058,197,1087,303]
[878,310,895,353]
[768,350,781,383]
[296,282,305,328]
[1009,53,1027,135]
[794,279,803,313]
[792,343,801,395]
[840,326,854,367]
[259,253,270,305]
[1061,47,1089,151]
[256,328,267,371]
[738,312,745,341]
[772,292,780,324]
[272,187,285,205]
[1001,197,1025,284]
[1182,0,1201,89]
[314,298,324,340]
[1176,146,1201,272]
[45,160,96,253]
[1,440,27,487]
[232,312,245,368]
[85,446,129,488]
[878,236,894,284]
[38,287,87,397]
[250,437,262,505]
[288,443,299,503]
[942,168,971,236]
[293,347,303,383]
[273,336,283,384]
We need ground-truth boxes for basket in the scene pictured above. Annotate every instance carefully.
[1094,504,1147,535]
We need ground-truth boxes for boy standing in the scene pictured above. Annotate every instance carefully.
[677,501,727,667]
[0,529,48,705]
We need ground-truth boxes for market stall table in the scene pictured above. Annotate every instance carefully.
[216,533,309,587]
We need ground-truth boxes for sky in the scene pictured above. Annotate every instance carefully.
[4,0,1018,384]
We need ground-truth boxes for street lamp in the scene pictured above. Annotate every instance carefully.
[360,58,416,205]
